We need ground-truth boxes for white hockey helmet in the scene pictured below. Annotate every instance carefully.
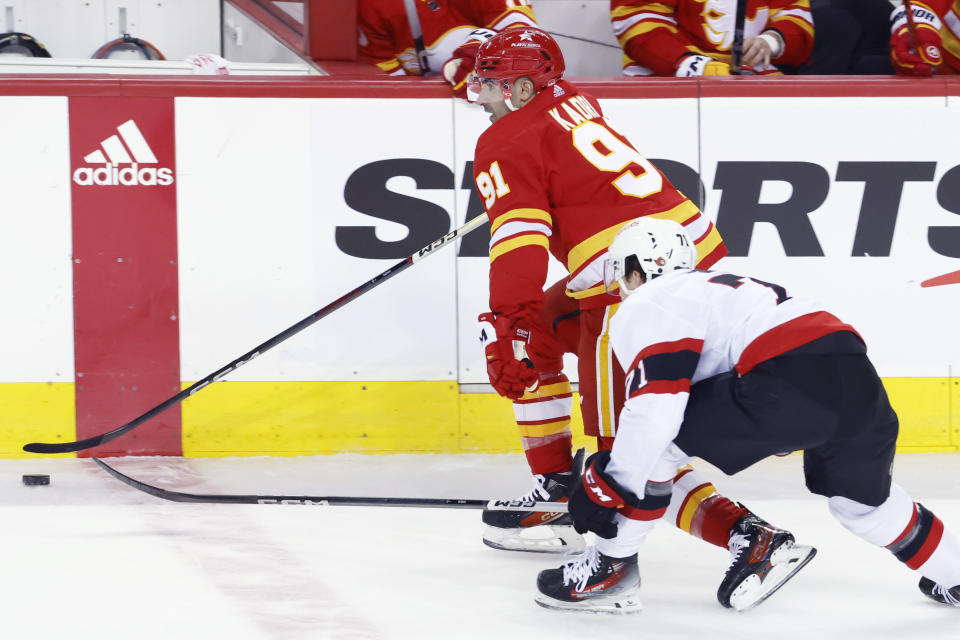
[603,217,696,297]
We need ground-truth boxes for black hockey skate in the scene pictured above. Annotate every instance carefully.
[482,449,585,553]
[919,577,960,606]
[717,509,817,611]
[482,470,584,553]
[535,546,642,614]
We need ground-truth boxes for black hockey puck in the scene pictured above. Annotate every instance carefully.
[22,474,50,486]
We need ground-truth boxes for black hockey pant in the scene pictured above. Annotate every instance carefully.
[673,331,898,507]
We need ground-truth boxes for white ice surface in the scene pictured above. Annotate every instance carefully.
[3,453,959,639]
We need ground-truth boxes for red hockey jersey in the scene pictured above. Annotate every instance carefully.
[947,1,960,72]
[610,0,814,75]
[358,0,538,75]
[909,0,960,73]
[472,80,726,333]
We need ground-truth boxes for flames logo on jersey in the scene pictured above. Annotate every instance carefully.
[699,0,733,48]
[695,0,771,51]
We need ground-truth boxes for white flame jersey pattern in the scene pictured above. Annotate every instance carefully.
[699,0,771,49]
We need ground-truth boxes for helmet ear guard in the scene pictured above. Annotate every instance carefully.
[499,77,514,101]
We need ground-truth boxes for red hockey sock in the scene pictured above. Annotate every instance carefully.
[524,436,573,475]
[671,468,748,549]
[696,496,749,549]
[596,436,615,451]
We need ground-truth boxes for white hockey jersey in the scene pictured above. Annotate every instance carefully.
[605,268,859,492]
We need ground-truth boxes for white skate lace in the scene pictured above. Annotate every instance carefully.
[516,474,554,502]
[561,546,602,592]
[726,532,750,571]
[933,583,960,605]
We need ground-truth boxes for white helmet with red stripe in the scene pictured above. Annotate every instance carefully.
[604,217,695,296]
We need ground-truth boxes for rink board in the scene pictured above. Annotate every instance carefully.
[2,379,953,458]
[0,77,957,457]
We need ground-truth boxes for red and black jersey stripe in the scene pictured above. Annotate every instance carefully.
[627,338,703,398]
[887,502,945,570]
[620,478,673,521]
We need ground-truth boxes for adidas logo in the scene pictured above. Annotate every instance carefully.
[72,119,174,187]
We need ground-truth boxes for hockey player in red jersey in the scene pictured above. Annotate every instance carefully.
[889,0,960,75]
[470,27,812,609]
[610,0,814,75]
[536,217,960,613]
[944,0,960,72]
[357,0,538,97]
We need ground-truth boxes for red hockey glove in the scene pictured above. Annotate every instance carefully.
[442,29,496,100]
[568,451,640,539]
[890,2,943,76]
[478,311,540,400]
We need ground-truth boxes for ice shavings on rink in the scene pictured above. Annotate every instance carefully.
[3,453,959,639]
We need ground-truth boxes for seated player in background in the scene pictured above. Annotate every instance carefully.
[357,0,538,98]
[536,217,960,613]
[469,27,814,610]
[610,0,814,76]
[786,0,893,75]
[888,0,959,75]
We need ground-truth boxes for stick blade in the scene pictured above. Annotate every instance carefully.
[92,457,193,502]
[93,457,260,505]
[24,420,139,454]
[23,435,107,454]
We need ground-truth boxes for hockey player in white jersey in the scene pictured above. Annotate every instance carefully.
[535,217,960,613]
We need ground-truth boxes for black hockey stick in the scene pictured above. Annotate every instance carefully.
[402,0,431,74]
[903,1,921,54]
[92,457,569,512]
[24,213,490,455]
[546,31,621,50]
[730,0,748,74]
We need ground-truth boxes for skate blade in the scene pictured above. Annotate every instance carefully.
[482,524,585,554]
[729,543,817,612]
[534,593,643,615]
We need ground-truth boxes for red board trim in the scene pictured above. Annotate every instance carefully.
[1,74,958,100]
[695,76,952,98]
